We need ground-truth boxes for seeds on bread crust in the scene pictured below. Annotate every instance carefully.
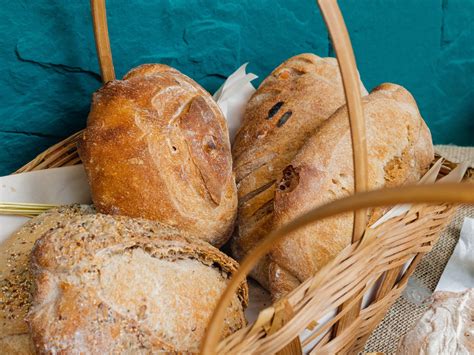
[27,211,248,354]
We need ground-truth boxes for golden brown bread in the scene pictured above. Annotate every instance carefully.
[79,64,237,247]
[27,210,248,354]
[269,83,434,299]
[0,205,95,355]
[231,54,367,289]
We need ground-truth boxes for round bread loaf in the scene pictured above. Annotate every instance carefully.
[27,210,248,353]
[0,205,95,355]
[269,83,434,299]
[231,54,368,289]
[79,64,237,247]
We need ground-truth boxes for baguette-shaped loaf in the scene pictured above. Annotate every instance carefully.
[27,212,248,354]
[231,54,367,289]
[269,83,434,299]
[79,64,237,247]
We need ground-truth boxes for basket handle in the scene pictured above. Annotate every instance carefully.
[91,0,115,82]
[317,0,368,338]
[200,183,474,354]
[318,0,368,243]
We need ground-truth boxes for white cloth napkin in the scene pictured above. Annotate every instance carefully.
[213,63,258,142]
[436,217,474,292]
[0,165,90,242]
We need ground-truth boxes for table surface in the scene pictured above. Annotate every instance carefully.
[365,145,473,353]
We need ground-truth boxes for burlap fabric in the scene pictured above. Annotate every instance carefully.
[364,145,474,354]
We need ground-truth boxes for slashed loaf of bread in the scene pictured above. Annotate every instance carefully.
[79,64,237,247]
[27,211,248,354]
[269,83,434,299]
[0,205,94,355]
[398,289,474,355]
[231,53,367,289]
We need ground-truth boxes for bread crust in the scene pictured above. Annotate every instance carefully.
[27,211,248,354]
[231,54,362,288]
[79,64,237,247]
[269,83,434,298]
[0,205,95,355]
[397,289,474,354]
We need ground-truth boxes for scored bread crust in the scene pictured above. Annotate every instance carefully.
[231,54,367,289]
[0,205,95,355]
[269,83,434,299]
[27,211,248,354]
[79,64,237,247]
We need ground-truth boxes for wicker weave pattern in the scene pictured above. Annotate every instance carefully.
[16,138,465,353]
[15,131,82,174]
[15,137,469,354]
[215,204,456,353]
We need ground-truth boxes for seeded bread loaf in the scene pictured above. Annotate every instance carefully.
[79,64,237,247]
[0,205,95,355]
[27,211,248,354]
[231,54,368,289]
[269,83,434,299]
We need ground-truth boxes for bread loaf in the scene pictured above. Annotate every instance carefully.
[27,211,248,354]
[0,205,94,355]
[231,54,367,289]
[398,289,474,355]
[269,83,434,299]
[79,64,237,247]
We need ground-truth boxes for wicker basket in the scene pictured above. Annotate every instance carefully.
[13,0,474,353]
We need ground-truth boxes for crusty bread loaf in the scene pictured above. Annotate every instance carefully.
[79,64,237,247]
[398,289,474,355]
[0,205,94,355]
[27,211,248,354]
[269,83,434,299]
[231,54,367,289]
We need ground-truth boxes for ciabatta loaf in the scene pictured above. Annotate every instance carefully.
[269,83,434,299]
[231,54,367,289]
[79,64,237,247]
[27,212,247,354]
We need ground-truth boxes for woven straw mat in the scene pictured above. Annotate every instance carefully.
[364,145,474,354]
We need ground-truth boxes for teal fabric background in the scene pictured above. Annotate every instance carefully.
[0,0,473,175]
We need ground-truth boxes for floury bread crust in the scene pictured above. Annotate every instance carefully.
[231,54,368,289]
[27,212,248,354]
[0,205,95,355]
[79,64,237,247]
[269,83,434,299]
[397,289,474,354]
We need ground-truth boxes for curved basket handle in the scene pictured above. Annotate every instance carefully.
[200,183,474,354]
[91,0,115,82]
[318,0,368,242]
[317,0,368,338]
